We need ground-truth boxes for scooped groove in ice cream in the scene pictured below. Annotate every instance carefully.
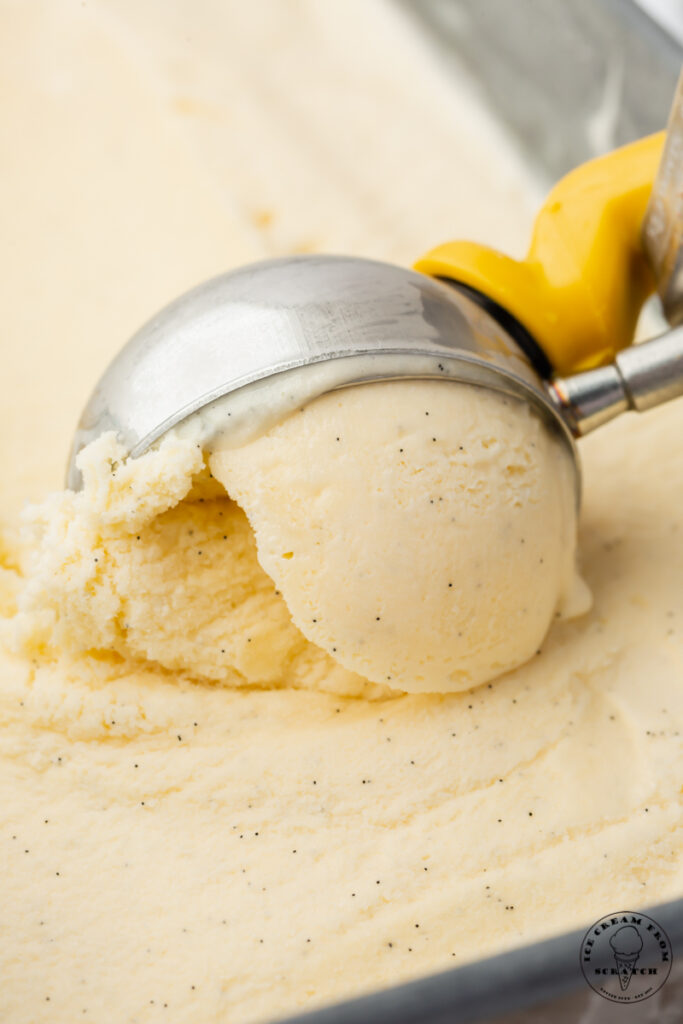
[15,431,386,700]
[210,379,591,693]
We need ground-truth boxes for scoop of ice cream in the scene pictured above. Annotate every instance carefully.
[210,380,591,693]
[610,926,643,956]
[17,379,589,698]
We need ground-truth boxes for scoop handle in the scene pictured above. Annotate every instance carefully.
[547,326,683,436]
[642,69,683,326]
[415,133,663,377]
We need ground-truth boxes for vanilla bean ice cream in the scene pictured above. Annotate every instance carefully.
[0,2,682,1023]
[210,381,590,693]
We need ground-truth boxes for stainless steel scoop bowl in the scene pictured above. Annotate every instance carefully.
[66,255,580,491]
[66,250,683,492]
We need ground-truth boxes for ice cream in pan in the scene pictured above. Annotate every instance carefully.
[1,4,682,1022]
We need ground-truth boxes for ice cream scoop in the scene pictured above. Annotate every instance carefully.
[66,88,683,494]
[61,114,683,692]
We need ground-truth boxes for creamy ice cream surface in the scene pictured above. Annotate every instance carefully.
[1,2,682,1024]
[211,380,589,693]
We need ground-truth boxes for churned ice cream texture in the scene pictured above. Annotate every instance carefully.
[18,431,385,701]
[1,2,682,1024]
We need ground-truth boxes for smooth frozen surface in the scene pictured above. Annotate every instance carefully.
[211,381,589,693]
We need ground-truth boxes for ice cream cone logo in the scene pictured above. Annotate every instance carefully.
[610,926,643,991]
[580,911,673,1003]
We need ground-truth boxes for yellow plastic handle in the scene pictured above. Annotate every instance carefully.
[414,133,664,376]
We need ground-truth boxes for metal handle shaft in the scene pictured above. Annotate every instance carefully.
[547,326,683,436]
[550,68,683,439]
[642,68,683,326]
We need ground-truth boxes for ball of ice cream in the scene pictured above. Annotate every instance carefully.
[610,926,643,956]
[210,379,590,693]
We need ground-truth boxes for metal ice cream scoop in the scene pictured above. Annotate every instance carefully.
[66,80,683,492]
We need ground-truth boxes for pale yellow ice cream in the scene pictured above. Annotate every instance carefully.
[1,2,682,1024]
[16,431,384,700]
[16,379,587,698]
[211,381,589,693]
